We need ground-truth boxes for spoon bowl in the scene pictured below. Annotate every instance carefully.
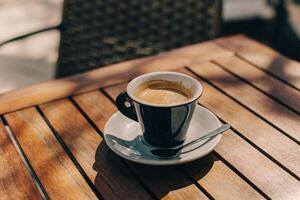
[150,124,230,158]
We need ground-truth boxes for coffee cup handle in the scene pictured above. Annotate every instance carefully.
[116,91,138,122]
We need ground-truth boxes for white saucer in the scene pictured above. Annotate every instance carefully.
[104,105,222,165]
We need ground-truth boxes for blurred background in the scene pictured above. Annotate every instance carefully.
[0,0,299,94]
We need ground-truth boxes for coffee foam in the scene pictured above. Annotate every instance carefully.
[133,80,192,105]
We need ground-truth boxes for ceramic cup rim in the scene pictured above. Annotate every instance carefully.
[127,71,203,107]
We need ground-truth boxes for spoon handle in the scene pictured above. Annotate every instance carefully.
[181,124,230,149]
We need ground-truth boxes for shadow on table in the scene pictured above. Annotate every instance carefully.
[201,54,299,121]
[265,56,300,114]
[93,141,215,199]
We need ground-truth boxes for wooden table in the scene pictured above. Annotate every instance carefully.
[0,35,299,200]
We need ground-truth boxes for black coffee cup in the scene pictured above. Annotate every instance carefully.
[116,72,203,148]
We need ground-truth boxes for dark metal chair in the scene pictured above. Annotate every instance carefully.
[0,0,222,77]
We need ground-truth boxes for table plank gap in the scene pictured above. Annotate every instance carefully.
[103,84,265,200]
[4,108,98,200]
[234,54,300,91]
[181,67,300,178]
[213,129,300,199]
[68,97,105,138]
[2,118,49,200]
[35,106,104,199]
[178,167,214,199]
[179,155,267,200]
[219,117,299,180]
[71,95,169,199]
[215,45,300,92]
[0,116,43,200]
[67,97,159,199]
[73,91,211,200]
[39,99,157,200]
[211,57,300,114]
[212,151,270,199]
[214,35,300,90]
[187,63,300,143]
[190,75,300,146]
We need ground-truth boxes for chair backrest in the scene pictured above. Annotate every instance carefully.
[57,0,222,77]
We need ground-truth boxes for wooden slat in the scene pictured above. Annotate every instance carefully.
[167,41,232,63]
[189,62,300,142]
[39,99,154,200]
[103,85,264,199]
[182,155,265,200]
[4,108,97,200]
[215,129,300,199]
[0,118,42,200]
[180,68,300,178]
[73,91,209,200]
[215,35,300,89]
[127,163,209,200]
[213,56,300,113]
[0,41,233,115]
[176,68,300,199]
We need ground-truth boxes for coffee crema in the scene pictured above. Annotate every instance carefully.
[133,80,192,105]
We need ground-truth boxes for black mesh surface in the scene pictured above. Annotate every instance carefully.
[57,0,222,77]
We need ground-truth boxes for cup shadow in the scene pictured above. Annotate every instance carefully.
[92,139,216,199]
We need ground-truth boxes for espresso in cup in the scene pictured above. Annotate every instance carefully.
[116,72,203,147]
[133,80,193,105]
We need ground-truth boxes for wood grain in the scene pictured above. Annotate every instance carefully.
[215,35,300,89]
[177,68,300,199]
[0,41,233,115]
[39,99,154,200]
[103,85,264,200]
[0,118,42,200]
[180,68,300,178]
[216,129,300,200]
[73,91,209,200]
[189,62,300,142]
[213,56,300,113]
[4,108,97,200]
[128,163,210,200]
[182,155,265,200]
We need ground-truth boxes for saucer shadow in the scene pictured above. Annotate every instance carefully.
[92,139,216,199]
